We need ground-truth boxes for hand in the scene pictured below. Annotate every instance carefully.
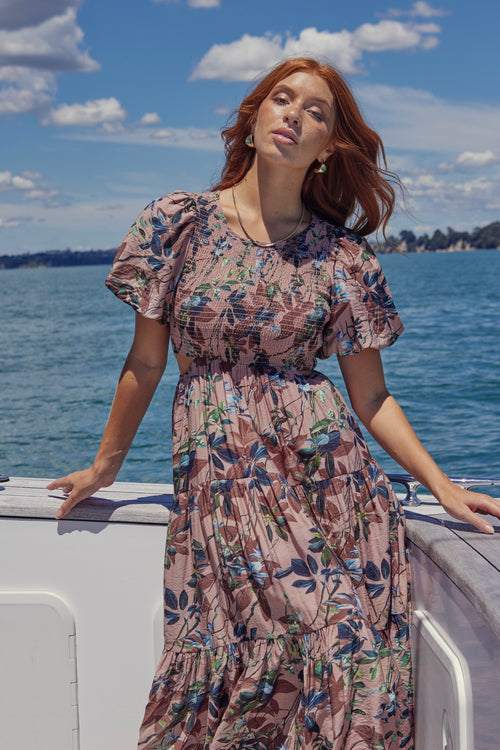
[437,483,500,534]
[46,467,113,519]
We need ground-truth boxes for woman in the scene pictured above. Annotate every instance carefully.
[48,58,499,749]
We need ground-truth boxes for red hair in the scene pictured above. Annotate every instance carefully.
[212,57,399,237]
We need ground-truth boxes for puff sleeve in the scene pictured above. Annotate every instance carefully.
[318,236,404,359]
[105,191,196,325]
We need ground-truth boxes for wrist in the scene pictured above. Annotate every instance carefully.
[422,473,455,503]
[92,452,124,485]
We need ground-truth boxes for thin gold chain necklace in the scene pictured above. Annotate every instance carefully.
[231,186,305,247]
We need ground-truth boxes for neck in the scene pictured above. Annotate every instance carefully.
[236,159,306,221]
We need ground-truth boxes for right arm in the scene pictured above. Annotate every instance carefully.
[47,313,170,518]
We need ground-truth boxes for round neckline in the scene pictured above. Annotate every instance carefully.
[211,190,316,248]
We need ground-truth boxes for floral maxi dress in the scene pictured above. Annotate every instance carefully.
[106,191,413,750]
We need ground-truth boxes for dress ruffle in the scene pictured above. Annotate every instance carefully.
[139,619,412,750]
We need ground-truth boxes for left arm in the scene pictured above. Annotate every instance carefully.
[338,348,499,534]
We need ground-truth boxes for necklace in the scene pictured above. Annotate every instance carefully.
[231,186,305,247]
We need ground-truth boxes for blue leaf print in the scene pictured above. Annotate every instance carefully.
[305,715,320,732]
[365,561,381,581]
[211,454,224,470]
[164,609,180,625]
[171,208,183,226]
[209,702,219,719]
[193,547,208,569]
[338,622,356,640]
[339,636,362,655]
[233,622,247,639]
[301,690,327,709]
[363,270,379,288]
[292,578,316,593]
[165,587,178,610]
[217,447,239,463]
[209,434,226,448]
[365,582,385,599]
[325,452,335,479]
[291,558,310,577]
[307,554,319,574]
[308,537,324,553]
[274,566,292,579]
[396,624,410,640]
[147,255,164,271]
[326,431,341,451]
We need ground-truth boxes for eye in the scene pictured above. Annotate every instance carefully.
[273,95,289,106]
[309,108,325,122]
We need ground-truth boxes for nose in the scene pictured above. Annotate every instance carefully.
[284,107,300,126]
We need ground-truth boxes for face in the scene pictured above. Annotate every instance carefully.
[252,71,335,173]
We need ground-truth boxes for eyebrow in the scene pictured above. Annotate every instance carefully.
[272,84,332,110]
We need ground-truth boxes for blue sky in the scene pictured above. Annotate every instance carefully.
[1,0,499,254]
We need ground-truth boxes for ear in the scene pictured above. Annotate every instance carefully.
[318,142,335,164]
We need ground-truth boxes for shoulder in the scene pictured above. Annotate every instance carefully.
[311,215,377,271]
[126,190,208,248]
[139,190,198,225]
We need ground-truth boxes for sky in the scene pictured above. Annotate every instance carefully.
[1,0,499,254]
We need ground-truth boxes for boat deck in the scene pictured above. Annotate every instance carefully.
[2,475,499,629]
[1,476,499,750]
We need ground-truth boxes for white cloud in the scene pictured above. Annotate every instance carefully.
[387,2,449,18]
[0,170,65,207]
[419,35,439,50]
[411,1,448,17]
[191,19,441,81]
[0,171,36,191]
[283,29,362,72]
[191,34,288,82]
[0,66,56,114]
[456,151,499,170]
[188,0,220,6]
[0,216,22,227]
[0,2,98,116]
[354,21,420,52]
[0,0,82,30]
[20,170,42,180]
[0,8,99,73]
[151,128,175,139]
[401,171,500,220]
[23,188,65,207]
[59,125,223,151]
[98,121,126,134]
[138,112,161,125]
[404,172,496,199]
[42,97,126,126]
[190,29,364,81]
[356,83,500,154]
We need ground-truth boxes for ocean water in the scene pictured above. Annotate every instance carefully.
[1,249,499,487]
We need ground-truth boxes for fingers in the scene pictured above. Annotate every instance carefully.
[441,489,498,534]
[55,492,81,520]
[459,506,495,535]
[46,477,73,493]
[46,471,98,519]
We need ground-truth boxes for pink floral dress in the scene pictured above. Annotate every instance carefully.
[106,191,413,750]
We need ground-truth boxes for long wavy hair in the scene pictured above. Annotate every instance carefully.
[212,57,400,237]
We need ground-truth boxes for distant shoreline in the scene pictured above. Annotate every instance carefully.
[0,248,116,270]
[0,237,499,270]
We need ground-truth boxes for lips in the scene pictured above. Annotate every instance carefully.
[272,129,297,144]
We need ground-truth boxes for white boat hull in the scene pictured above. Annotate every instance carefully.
[1,477,499,749]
